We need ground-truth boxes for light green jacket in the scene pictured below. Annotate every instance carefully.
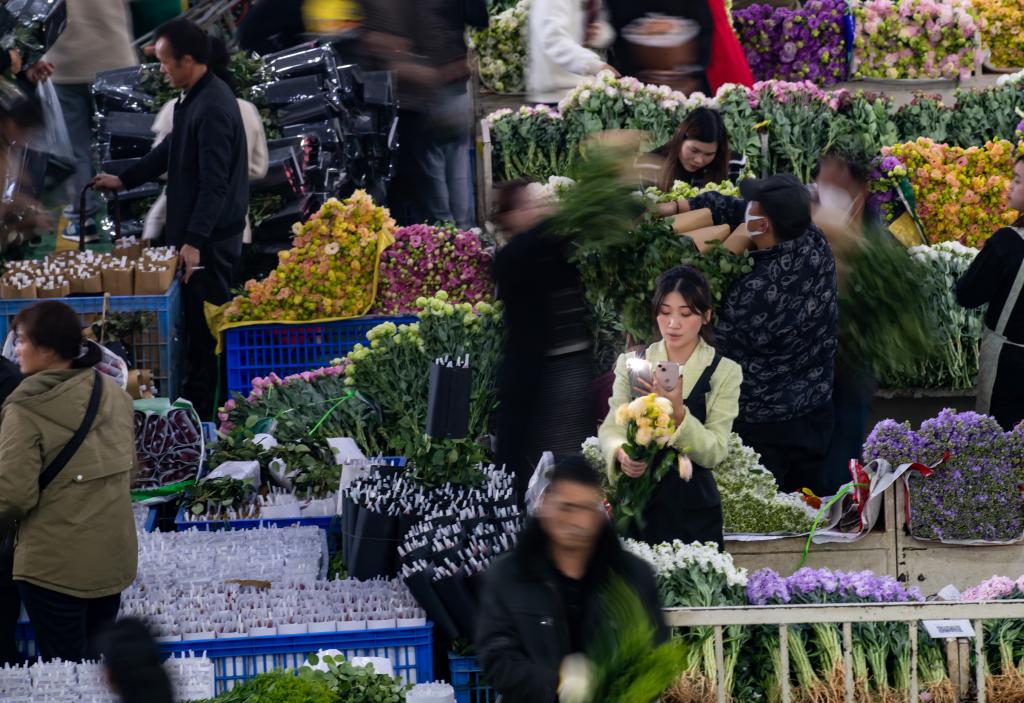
[0,369,138,598]
[598,339,742,476]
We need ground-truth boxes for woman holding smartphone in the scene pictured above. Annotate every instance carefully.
[598,266,742,548]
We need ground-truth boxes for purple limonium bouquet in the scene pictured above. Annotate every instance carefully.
[732,0,848,86]
[864,410,1024,543]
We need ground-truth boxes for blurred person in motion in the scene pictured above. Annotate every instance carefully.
[142,37,269,246]
[43,0,136,243]
[0,301,137,662]
[491,181,594,502]
[92,18,249,421]
[598,266,741,549]
[358,0,487,228]
[956,155,1024,431]
[476,456,666,703]
[675,175,838,493]
[812,152,887,493]
[528,0,616,105]
[96,618,176,703]
[239,0,362,54]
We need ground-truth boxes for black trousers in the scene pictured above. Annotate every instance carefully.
[17,581,120,662]
[182,234,242,420]
[0,547,20,665]
[735,403,836,495]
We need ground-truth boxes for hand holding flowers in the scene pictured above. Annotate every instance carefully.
[610,393,682,533]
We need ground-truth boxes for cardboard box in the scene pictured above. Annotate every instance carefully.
[102,265,135,296]
[37,281,71,299]
[69,271,103,295]
[112,240,145,261]
[1,279,36,299]
[686,224,732,253]
[672,208,713,234]
[134,263,175,296]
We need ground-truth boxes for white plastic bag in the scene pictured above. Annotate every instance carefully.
[2,332,128,390]
[525,452,556,516]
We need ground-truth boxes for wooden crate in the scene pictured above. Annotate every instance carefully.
[894,486,1024,592]
[725,485,899,578]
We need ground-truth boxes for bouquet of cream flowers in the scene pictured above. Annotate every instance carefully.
[610,394,684,534]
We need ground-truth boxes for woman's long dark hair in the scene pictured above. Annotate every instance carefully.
[659,107,730,191]
[651,265,715,345]
[95,619,175,703]
[13,301,102,368]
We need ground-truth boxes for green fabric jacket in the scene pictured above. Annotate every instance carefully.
[0,369,137,598]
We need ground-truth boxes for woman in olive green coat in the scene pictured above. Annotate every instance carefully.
[0,301,137,662]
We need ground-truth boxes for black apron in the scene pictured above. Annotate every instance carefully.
[635,354,725,551]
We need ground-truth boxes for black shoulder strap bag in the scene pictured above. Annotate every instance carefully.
[0,369,104,556]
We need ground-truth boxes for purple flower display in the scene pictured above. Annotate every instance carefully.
[863,410,1024,542]
[749,567,923,606]
[733,0,849,86]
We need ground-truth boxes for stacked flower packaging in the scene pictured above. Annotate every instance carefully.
[92,45,398,253]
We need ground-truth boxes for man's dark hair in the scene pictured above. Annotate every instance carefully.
[155,17,211,64]
[548,455,603,490]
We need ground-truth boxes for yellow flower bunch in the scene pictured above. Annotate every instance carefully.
[615,394,676,449]
[224,191,396,322]
[881,138,1021,248]
[975,0,1024,69]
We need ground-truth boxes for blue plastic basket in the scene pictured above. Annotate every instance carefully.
[224,315,417,393]
[449,653,496,703]
[175,458,407,532]
[0,282,182,398]
[161,625,433,694]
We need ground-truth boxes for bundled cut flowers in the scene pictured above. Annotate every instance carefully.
[732,0,849,86]
[224,191,395,322]
[975,0,1024,69]
[609,393,681,534]
[864,410,1024,543]
[745,568,950,702]
[371,224,493,315]
[850,0,982,81]
[468,0,529,93]
[960,573,1024,700]
[874,138,1020,248]
[716,434,817,536]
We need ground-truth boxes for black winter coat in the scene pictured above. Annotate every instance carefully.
[120,72,248,250]
[475,520,667,703]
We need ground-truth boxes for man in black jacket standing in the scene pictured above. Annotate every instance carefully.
[93,18,248,419]
[476,457,666,703]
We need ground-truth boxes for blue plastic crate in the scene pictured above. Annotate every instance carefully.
[0,282,182,398]
[224,315,417,393]
[449,653,496,703]
[161,625,433,694]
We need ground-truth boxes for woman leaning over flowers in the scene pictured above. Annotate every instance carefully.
[598,266,742,549]
[956,155,1024,431]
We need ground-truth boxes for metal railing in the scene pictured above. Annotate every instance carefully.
[664,600,1024,703]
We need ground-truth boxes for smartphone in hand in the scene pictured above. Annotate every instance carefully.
[655,361,680,392]
[627,358,653,399]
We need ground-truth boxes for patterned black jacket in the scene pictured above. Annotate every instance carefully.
[692,192,838,424]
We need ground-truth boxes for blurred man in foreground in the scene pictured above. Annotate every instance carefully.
[476,456,666,703]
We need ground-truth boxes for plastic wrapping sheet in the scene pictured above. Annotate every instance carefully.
[264,45,338,80]
[92,66,154,115]
[3,0,66,61]
[278,93,342,126]
[254,75,325,109]
[252,194,321,243]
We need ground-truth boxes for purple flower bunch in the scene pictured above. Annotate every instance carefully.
[733,0,849,86]
[863,410,1024,542]
[373,224,494,315]
[747,567,924,606]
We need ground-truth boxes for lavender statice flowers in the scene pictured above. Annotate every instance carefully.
[863,410,1024,542]
[732,0,849,86]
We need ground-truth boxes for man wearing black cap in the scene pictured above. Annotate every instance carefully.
[679,174,838,493]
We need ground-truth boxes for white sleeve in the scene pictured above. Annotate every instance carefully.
[238,100,269,181]
[535,0,606,76]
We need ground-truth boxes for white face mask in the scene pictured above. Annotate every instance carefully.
[745,202,767,236]
[817,184,858,222]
